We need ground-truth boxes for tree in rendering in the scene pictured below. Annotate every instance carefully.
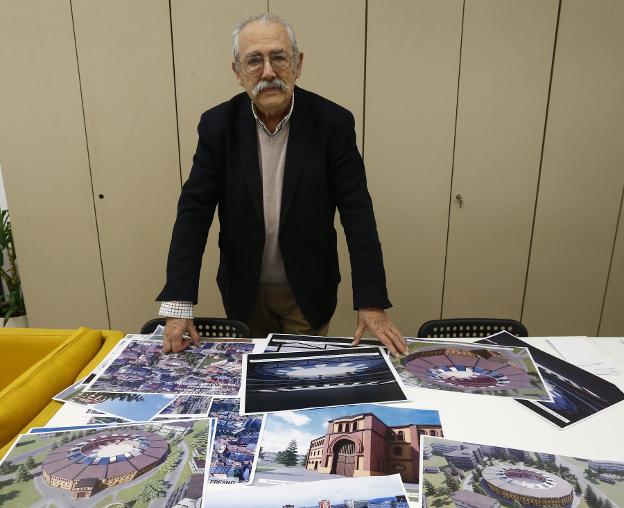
[14,464,30,483]
[277,439,299,467]
[24,456,36,470]
[585,485,598,508]
[137,480,167,502]
[444,471,461,492]
[472,468,482,484]
[423,479,437,497]
[0,461,13,475]
[473,483,487,496]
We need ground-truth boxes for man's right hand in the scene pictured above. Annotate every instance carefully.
[163,317,201,353]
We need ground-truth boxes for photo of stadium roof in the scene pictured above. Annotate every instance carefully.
[248,355,391,389]
[243,348,406,413]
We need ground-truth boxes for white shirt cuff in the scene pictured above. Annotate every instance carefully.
[158,301,194,319]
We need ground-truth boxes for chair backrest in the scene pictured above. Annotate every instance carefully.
[140,318,250,338]
[418,318,528,338]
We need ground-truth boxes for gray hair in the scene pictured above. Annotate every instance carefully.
[232,13,300,67]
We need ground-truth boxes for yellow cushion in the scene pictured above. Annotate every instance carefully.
[0,328,124,458]
[0,328,76,390]
[0,327,102,450]
[75,329,125,380]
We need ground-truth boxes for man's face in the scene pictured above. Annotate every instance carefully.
[232,21,303,118]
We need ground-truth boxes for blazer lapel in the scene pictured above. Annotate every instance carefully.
[238,101,264,224]
[280,89,313,227]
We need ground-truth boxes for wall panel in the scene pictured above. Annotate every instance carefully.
[269,0,365,334]
[600,189,624,336]
[523,0,624,335]
[365,0,463,333]
[171,0,266,320]
[0,0,108,328]
[443,0,558,320]
[72,0,180,331]
[269,0,365,149]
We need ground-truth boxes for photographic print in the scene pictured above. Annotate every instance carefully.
[205,399,264,485]
[84,339,255,396]
[63,391,177,422]
[264,333,381,353]
[53,377,93,403]
[153,395,213,419]
[29,422,139,434]
[241,347,407,414]
[45,403,131,429]
[392,339,552,401]
[254,403,442,503]
[479,332,624,428]
[204,473,409,508]
[0,418,214,508]
[420,436,624,508]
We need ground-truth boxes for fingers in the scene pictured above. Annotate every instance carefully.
[171,337,192,353]
[386,325,407,355]
[163,318,183,353]
[376,330,400,357]
[163,318,196,354]
[163,337,173,353]
[352,322,366,346]
[189,324,201,347]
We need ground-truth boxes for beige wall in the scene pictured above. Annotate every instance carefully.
[1,0,622,336]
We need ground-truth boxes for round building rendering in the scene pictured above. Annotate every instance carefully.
[481,464,574,507]
[400,347,531,392]
[42,430,169,499]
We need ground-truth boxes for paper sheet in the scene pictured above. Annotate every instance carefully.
[548,337,621,375]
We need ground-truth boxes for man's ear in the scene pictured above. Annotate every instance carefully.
[295,52,304,79]
[232,61,244,86]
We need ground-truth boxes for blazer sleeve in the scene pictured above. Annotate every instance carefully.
[329,111,392,310]
[156,113,222,304]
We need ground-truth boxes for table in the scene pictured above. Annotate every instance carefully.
[397,337,624,461]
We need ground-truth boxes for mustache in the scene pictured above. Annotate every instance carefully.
[252,79,288,97]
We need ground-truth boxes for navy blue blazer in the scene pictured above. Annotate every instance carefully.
[157,86,390,328]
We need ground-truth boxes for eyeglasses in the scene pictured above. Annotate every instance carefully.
[241,52,291,74]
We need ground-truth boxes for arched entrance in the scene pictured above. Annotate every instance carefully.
[331,439,357,477]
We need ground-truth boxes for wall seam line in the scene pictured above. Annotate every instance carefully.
[169,0,183,187]
[69,0,111,329]
[440,0,466,321]
[520,0,562,326]
[362,0,368,158]
[597,184,624,335]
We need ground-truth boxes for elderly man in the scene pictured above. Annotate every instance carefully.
[157,13,406,356]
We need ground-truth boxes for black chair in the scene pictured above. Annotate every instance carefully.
[140,318,250,338]
[418,318,528,338]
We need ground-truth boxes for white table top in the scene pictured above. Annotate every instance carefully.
[397,336,624,461]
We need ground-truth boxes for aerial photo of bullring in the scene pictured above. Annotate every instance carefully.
[84,340,254,396]
[393,340,552,401]
[0,419,212,508]
[421,436,624,508]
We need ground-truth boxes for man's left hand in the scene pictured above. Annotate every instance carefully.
[352,308,407,357]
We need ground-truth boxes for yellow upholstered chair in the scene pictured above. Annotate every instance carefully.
[0,327,124,458]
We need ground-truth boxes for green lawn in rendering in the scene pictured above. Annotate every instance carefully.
[0,477,42,508]
[593,480,624,507]
[425,454,453,469]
